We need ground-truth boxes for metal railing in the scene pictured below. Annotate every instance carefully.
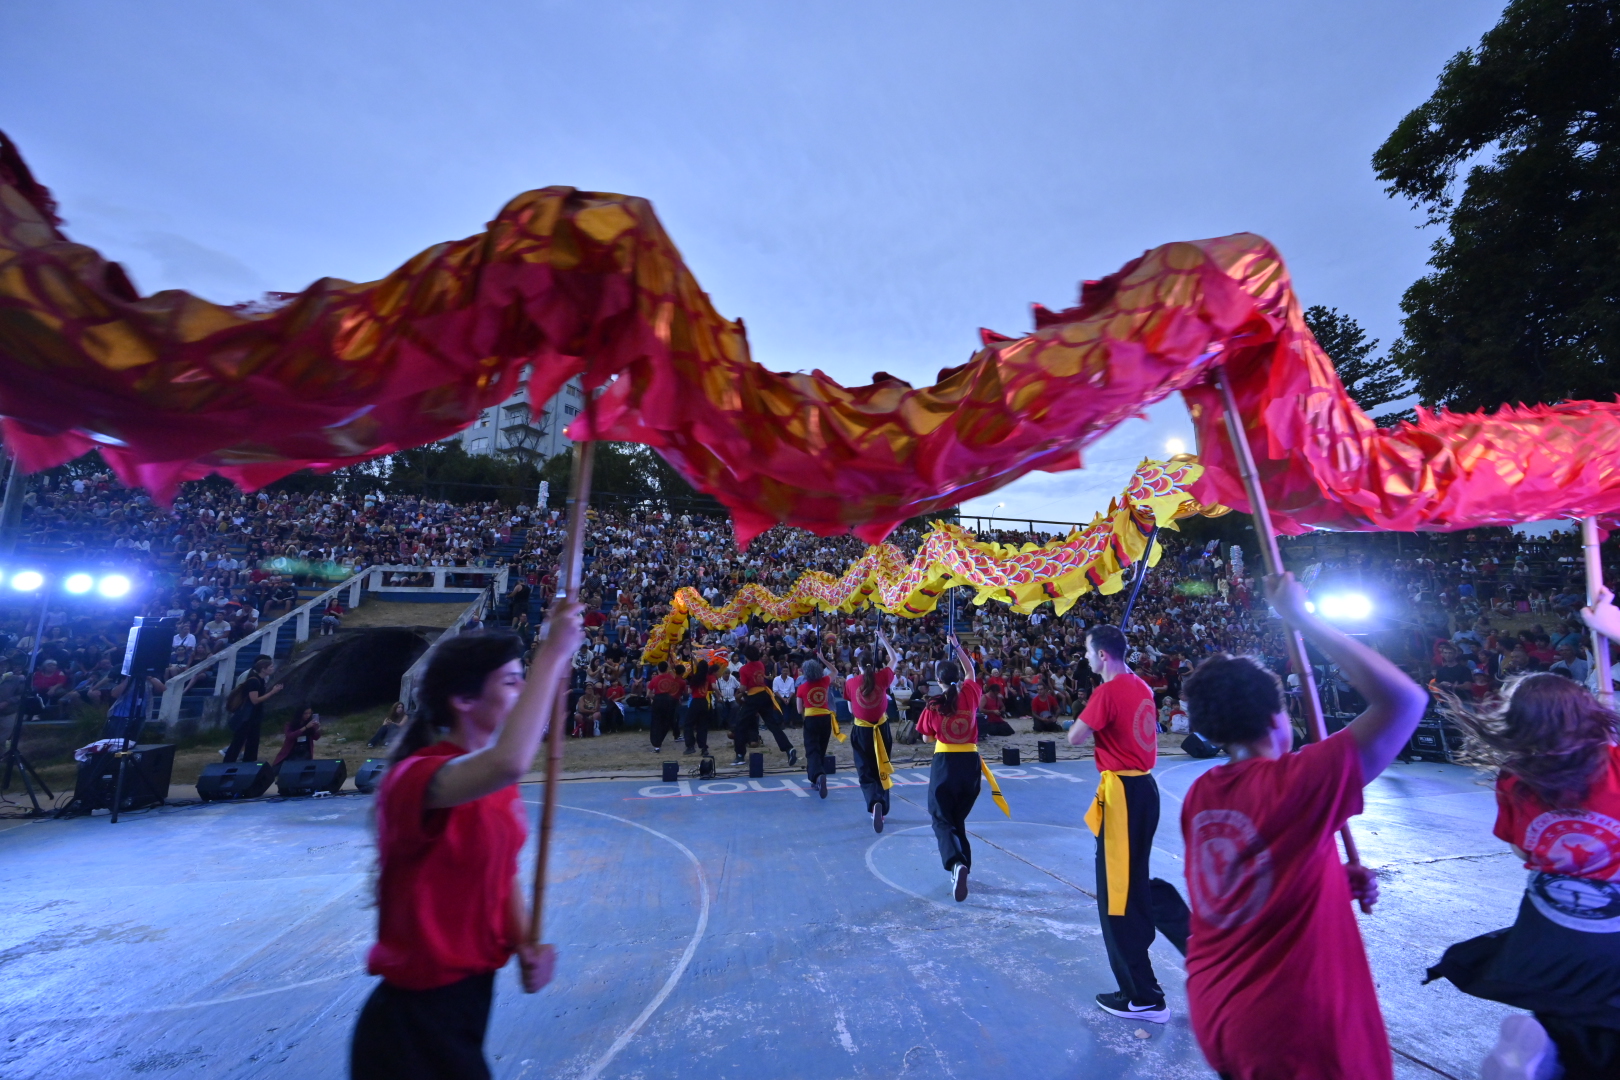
[365,564,509,597]
[156,567,371,726]
[397,590,495,713]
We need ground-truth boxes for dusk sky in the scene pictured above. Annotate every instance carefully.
[1,0,1506,526]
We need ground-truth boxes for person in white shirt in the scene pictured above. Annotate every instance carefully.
[772,666,798,725]
[716,670,741,732]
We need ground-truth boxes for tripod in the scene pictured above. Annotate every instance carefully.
[1,587,54,814]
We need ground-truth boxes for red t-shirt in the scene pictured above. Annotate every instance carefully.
[31,670,67,693]
[368,742,526,990]
[738,660,769,693]
[1494,743,1620,881]
[650,672,683,697]
[1031,692,1056,716]
[797,676,832,715]
[1181,731,1388,1080]
[845,668,895,721]
[917,680,984,745]
[1079,673,1158,773]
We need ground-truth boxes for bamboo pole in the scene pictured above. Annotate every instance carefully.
[1120,525,1160,632]
[1582,517,1613,707]
[1213,366,1362,869]
[529,441,596,952]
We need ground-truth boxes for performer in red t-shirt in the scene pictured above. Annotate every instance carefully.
[684,659,714,757]
[846,630,900,832]
[1426,587,1620,1080]
[1179,574,1425,1080]
[1068,623,1166,1022]
[647,661,684,753]
[796,658,836,793]
[352,600,583,1080]
[917,634,988,902]
[735,644,799,767]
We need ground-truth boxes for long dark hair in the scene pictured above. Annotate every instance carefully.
[934,660,961,716]
[687,659,710,691]
[388,631,525,766]
[1444,672,1619,809]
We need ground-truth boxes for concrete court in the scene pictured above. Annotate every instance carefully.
[0,755,1521,1080]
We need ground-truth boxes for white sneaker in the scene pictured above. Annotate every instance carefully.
[1481,1015,1562,1080]
[952,863,969,902]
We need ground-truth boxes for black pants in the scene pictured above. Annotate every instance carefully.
[850,721,893,813]
[222,717,261,763]
[650,696,678,748]
[351,971,495,1080]
[1095,773,1163,1003]
[803,714,832,780]
[735,693,792,758]
[927,752,981,871]
[683,697,710,753]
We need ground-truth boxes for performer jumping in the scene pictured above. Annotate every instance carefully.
[797,658,836,794]
[1067,623,1166,1022]
[351,602,583,1080]
[647,660,683,754]
[734,643,798,767]
[848,629,900,832]
[1425,587,1620,1080]
[1179,574,1425,1080]
[917,634,1007,902]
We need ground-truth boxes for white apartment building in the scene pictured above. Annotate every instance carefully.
[449,372,585,463]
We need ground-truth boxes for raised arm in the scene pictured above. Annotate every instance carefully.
[877,629,901,670]
[427,599,584,809]
[949,634,975,683]
[1266,574,1428,782]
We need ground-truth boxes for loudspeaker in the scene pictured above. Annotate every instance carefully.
[822,754,837,774]
[1037,740,1057,763]
[662,761,680,783]
[197,761,276,801]
[354,759,388,794]
[699,755,715,778]
[276,759,347,796]
[1001,747,1021,766]
[1406,723,1458,763]
[122,616,177,677]
[71,743,174,812]
[748,753,764,778]
[1181,732,1221,759]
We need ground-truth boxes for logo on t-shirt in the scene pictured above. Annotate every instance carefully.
[1189,808,1274,930]
[1134,699,1158,751]
[1528,871,1620,933]
[805,685,828,711]
[1523,810,1620,881]
[939,710,977,745]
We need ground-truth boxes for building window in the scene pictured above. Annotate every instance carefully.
[565,385,582,398]
[563,405,579,417]
[470,437,490,452]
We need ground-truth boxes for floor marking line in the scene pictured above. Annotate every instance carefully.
[537,802,711,1080]
[1392,1045,1466,1080]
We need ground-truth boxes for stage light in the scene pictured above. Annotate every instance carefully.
[64,573,93,594]
[1318,593,1373,621]
[10,571,43,592]
[98,574,132,599]
[1304,601,1316,614]
[1166,437,1187,455]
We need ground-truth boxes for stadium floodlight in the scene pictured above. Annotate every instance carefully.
[64,573,94,594]
[1318,593,1373,621]
[97,574,132,599]
[10,571,43,592]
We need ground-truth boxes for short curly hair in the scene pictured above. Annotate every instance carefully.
[1184,654,1283,746]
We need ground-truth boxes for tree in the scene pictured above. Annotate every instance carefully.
[1371,0,1620,412]
[539,442,725,515]
[1302,305,1412,425]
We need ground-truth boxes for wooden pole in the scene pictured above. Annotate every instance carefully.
[1120,524,1160,632]
[529,440,595,947]
[1583,517,1613,707]
[1213,366,1361,867]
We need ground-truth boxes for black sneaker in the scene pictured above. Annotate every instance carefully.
[873,804,884,833]
[733,756,745,766]
[788,748,798,767]
[952,863,969,902]
[683,747,696,756]
[1094,991,1168,1024]
[818,773,828,798]
[649,745,661,753]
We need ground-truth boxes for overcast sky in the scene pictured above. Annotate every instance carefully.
[0,0,1505,525]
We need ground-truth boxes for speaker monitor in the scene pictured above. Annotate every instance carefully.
[1182,732,1221,759]
[1406,724,1457,763]
[354,759,389,795]
[276,759,348,797]
[122,616,177,677]
[1037,740,1057,764]
[197,761,276,801]
[662,761,680,783]
[72,743,175,812]
[699,755,716,779]
[1001,747,1021,766]
[748,753,764,779]
[822,754,837,774]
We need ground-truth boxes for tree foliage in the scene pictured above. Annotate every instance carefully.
[1302,305,1411,424]
[1371,0,1620,411]
[539,442,725,515]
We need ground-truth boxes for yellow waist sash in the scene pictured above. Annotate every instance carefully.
[804,706,843,742]
[854,717,892,789]
[931,742,1010,817]
[1084,769,1150,916]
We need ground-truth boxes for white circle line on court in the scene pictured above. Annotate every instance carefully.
[526,802,711,1080]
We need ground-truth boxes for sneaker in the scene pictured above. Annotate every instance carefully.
[818,773,828,799]
[873,804,884,833]
[952,863,969,902]
[684,747,696,756]
[788,748,799,767]
[648,745,661,753]
[1095,991,1168,1024]
[1481,1015,1561,1080]
[733,756,745,766]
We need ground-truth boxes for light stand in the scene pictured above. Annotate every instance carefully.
[1,587,54,814]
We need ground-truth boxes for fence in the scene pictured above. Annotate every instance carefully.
[365,564,509,599]
[397,590,496,712]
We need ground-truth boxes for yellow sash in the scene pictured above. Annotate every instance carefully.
[853,717,892,789]
[805,707,843,742]
[1084,769,1150,916]
[932,742,1010,817]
